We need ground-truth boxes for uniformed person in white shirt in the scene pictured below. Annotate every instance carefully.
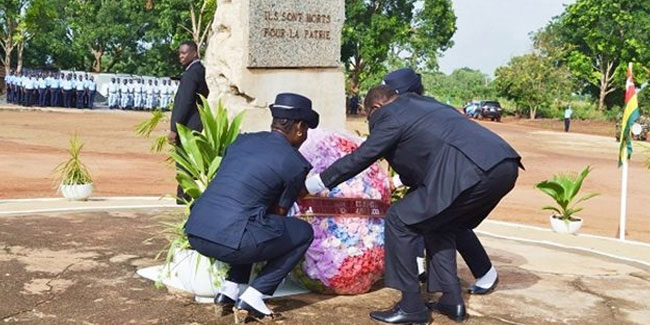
[62,74,73,108]
[108,78,117,109]
[17,73,24,105]
[152,79,161,109]
[4,70,12,103]
[24,74,36,107]
[37,74,47,107]
[159,79,169,110]
[132,79,142,110]
[87,76,97,109]
[145,79,154,110]
[75,74,85,109]
[120,79,129,110]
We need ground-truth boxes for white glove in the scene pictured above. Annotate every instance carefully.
[305,174,327,195]
[392,174,404,188]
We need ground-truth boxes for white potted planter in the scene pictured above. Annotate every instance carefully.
[549,215,583,234]
[60,183,94,201]
[166,248,228,301]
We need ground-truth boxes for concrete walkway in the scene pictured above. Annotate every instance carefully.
[1,197,650,324]
[0,196,181,215]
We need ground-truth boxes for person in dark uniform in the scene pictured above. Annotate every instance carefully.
[306,85,521,324]
[185,93,318,323]
[168,41,209,204]
[384,68,500,296]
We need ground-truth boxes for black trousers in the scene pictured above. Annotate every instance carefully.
[564,118,570,132]
[63,90,72,107]
[188,217,314,295]
[76,91,84,108]
[414,229,491,279]
[384,159,519,305]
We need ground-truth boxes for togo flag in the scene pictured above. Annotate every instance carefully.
[618,63,641,166]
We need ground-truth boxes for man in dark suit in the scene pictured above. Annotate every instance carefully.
[168,41,209,204]
[306,85,521,324]
[186,93,318,323]
[384,68,500,297]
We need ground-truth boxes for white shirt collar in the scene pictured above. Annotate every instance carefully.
[185,59,200,71]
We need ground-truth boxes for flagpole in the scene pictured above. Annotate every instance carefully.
[619,145,628,241]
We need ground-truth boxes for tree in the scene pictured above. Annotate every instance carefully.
[494,53,573,119]
[551,0,650,110]
[342,0,456,94]
[422,67,495,106]
[65,0,153,73]
[0,0,28,75]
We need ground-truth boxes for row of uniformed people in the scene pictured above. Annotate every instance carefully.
[5,71,97,109]
[108,77,178,111]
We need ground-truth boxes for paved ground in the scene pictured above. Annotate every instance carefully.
[2,204,650,324]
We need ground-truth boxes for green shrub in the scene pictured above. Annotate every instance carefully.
[535,166,598,221]
[54,133,93,186]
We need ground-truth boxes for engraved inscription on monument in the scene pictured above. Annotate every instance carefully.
[248,0,344,68]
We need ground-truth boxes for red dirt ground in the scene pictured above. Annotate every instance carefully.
[2,108,649,242]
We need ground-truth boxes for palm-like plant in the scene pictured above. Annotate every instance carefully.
[170,96,244,200]
[145,97,243,287]
[535,166,598,222]
[54,133,93,186]
[135,109,170,153]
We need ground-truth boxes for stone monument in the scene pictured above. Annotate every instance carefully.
[204,0,346,132]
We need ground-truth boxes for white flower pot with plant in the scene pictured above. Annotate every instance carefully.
[535,166,598,234]
[55,133,94,201]
[143,97,244,298]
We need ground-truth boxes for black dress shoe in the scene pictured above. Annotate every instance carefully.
[426,302,467,323]
[468,276,499,295]
[233,299,282,324]
[369,304,432,324]
[213,293,235,317]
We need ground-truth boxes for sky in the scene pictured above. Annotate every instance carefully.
[438,0,576,77]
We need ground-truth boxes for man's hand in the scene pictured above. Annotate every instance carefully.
[167,131,177,144]
[305,174,327,195]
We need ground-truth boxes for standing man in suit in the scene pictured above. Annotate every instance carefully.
[306,85,521,324]
[384,68,500,296]
[168,41,209,204]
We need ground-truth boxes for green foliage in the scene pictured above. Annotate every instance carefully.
[494,53,574,119]
[422,68,495,107]
[135,109,170,152]
[342,0,456,93]
[150,98,241,287]
[548,0,650,110]
[170,96,244,200]
[19,0,216,76]
[535,166,598,221]
[54,133,93,186]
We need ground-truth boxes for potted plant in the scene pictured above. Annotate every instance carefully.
[139,96,243,299]
[54,133,94,201]
[535,166,598,234]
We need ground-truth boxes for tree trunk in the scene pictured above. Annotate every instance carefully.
[529,105,537,120]
[4,46,12,76]
[91,48,103,73]
[16,42,24,74]
[597,61,615,111]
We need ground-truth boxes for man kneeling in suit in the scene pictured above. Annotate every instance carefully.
[306,85,522,324]
[185,93,319,323]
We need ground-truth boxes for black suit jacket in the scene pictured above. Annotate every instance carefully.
[320,93,521,225]
[171,61,209,133]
